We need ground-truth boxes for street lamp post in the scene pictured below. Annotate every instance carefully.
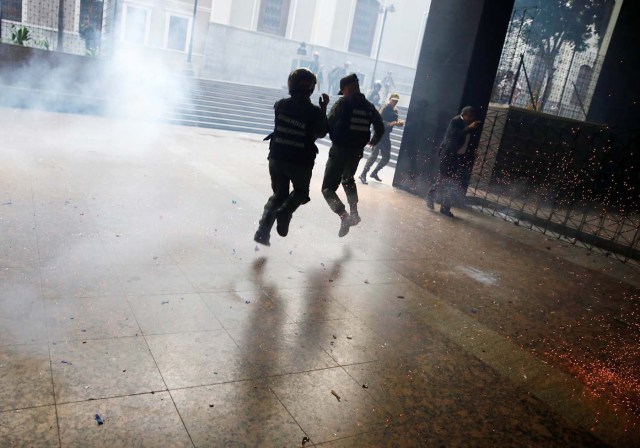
[187,0,198,63]
[371,2,395,88]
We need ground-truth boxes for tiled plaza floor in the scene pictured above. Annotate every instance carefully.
[1,108,638,447]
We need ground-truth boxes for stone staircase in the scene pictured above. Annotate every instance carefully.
[169,78,406,167]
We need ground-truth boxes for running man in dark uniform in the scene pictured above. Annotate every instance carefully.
[359,93,404,183]
[322,74,385,237]
[254,68,330,246]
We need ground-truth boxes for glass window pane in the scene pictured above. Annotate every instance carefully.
[124,6,147,44]
[1,0,22,22]
[167,15,189,51]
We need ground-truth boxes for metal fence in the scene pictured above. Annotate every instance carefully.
[491,6,606,122]
[467,106,640,265]
[0,0,110,56]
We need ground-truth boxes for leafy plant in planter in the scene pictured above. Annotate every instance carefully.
[35,39,51,50]
[11,26,31,46]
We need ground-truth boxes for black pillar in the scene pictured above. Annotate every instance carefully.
[393,0,515,195]
[587,0,640,133]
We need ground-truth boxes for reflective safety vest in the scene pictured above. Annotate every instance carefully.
[330,97,374,148]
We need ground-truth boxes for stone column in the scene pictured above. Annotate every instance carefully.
[392,0,515,195]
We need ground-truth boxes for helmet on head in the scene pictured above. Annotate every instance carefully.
[374,80,382,88]
[288,68,317,96]
[389,93,400,101]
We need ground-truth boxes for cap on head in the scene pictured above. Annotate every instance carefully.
[288,68,317,96]
[374,80,382,88]
[389,93,400,101]
[338,73,359,95]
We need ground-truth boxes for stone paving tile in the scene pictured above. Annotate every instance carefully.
[0,344,54,412]
[227,323,339,377]
[50,336,165,403]
[116,264,195,295]
[269,367,391,444]
[343,351,606,447]
[0,406,59,447]
[0,207,39,268]
[41,262,123,300]
[199,290,294,331]
[0,267,47,346]
[57,392,192,448]
[172,380,307,447]
[146,331,244,389]
[45,295,141,342]
[128,293,223,335]
[267,287,356,323]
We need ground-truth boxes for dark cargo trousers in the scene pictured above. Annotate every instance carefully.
[321,145,363,216]
[258,159,313,232]
[362,133,391,175]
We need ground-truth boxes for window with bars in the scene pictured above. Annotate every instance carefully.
[348,0,380,56]
[571,64,593,106]
[257,0,290,36]
[1,0,22,22]
[79,0,104,52]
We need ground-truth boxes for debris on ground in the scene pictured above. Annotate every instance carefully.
[61,360,71,364]
[232,200,237,204]
[332,335,337,339]
[331,390,341,402]
[397,295,405,299]
[346,335,353,340]
[302,436,310,446]
[95,414,104,425]
[470,308,478,314]
[364,280,370,284]
[161,301,169,305]
[362,384,368,389]
[255,245,260,252]
[245,300,251,304]
[209,404,214,408]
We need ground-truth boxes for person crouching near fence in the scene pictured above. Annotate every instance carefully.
[426,106,481,217]
[254,68,330,246]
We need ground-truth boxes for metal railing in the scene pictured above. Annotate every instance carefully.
[467,105,640,265]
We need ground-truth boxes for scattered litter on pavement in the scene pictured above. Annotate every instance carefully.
[470,308,478,313]
[61,360,71,364]
[364,280,370,284]
[245,300,251,304]
[362,384,368,389]
[122,369,126,373]
[232,200,237,204]
[2,200,12,206]
[332,335,337,339]
[346,335,353,340]
[161,301,169,305]
[331,390,341,402]
[209,404,214,408]
[302,436,310,446]
[397,295,405,299]
[95,414,104,425]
